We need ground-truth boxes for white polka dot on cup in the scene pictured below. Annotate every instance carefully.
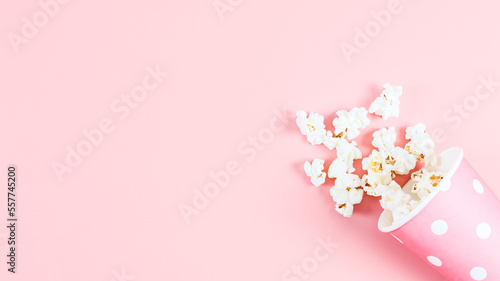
[426,256,442,266]
[476,222,491,239]
[473,179,484,194]
[470,267,487,280]
[431,220,448,235]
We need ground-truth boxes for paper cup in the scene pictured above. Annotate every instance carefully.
[378,147,500,281]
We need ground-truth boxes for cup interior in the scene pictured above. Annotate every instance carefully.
[378,147,464,232]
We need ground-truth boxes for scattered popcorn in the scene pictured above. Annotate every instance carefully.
[392,199,420,222]
[372,127,396,152]
[335,202,354,218]
[296,111,327,145]
[331,175,363,218]
[386,180,402,192]
[323,130,344,150]
[410,169,444,199]
[405,123,427,139]
[361,149,397,196]
[392,205,412,222]
[328,157,348,179]
[331,187,362,206]
[369,83,402,120]
[390,147,418,175]
[362,179,386,196]
[296,111,346,150]
[416,189,430,200]
[361,171,392,196]
[335,173,362,189]
[380,182,410,212]
[349,187,364,205]
[304,159,327,187]
[405,134,436,162]
[296,83,443,223]
[332,107,370,140]
[409,200,419,210]
[336,139,362,173]
[362,150,392,174]
[405,124,437,165]
[378,181,424,222]
[330,186,349,205]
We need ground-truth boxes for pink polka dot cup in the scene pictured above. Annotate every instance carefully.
[379,147,500,281]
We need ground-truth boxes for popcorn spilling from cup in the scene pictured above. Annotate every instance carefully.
[296,83,443,222]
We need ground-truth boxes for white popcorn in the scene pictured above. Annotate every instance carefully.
[296,111,346,150]
[404,123,437,165]
[335,202,354,218]
[349,187,364,205]
[330,174,363,218]
[335,173,362,190]
[409,200,419,210]
[336,139,362,159]
[332,107,370,140]
[336,139,362,173]
[296,111,327,145]
[328,138,362,180]
[295,83,447,222]
[411,168,429,180]
[331,176,364,218]
[410,169,444,199]
[405,123,427,140]
[369,83,402,120]
[330,183,363,205]
[330,185,349,205]
[362,180,387,197]
[372,127,396,152]
[304,159,326,187]
[407,133,435,155]
[380,182,410,212]
[405,132,437,165]
[323,130,344,150]
[392,205,411,222]
[389,147,418,175]
[328,157,348,179]
[392,199,420,222]
[417,189,430,200]
[362,150,392,174]
[361,170,393,196]
[386,180,402,192]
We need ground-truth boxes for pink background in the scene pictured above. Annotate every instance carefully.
[1,0,500,280]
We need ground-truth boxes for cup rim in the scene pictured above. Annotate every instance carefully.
[378,147,464,233]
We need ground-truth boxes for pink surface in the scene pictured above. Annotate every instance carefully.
[1,0,500,280]
[384,149,500,280]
